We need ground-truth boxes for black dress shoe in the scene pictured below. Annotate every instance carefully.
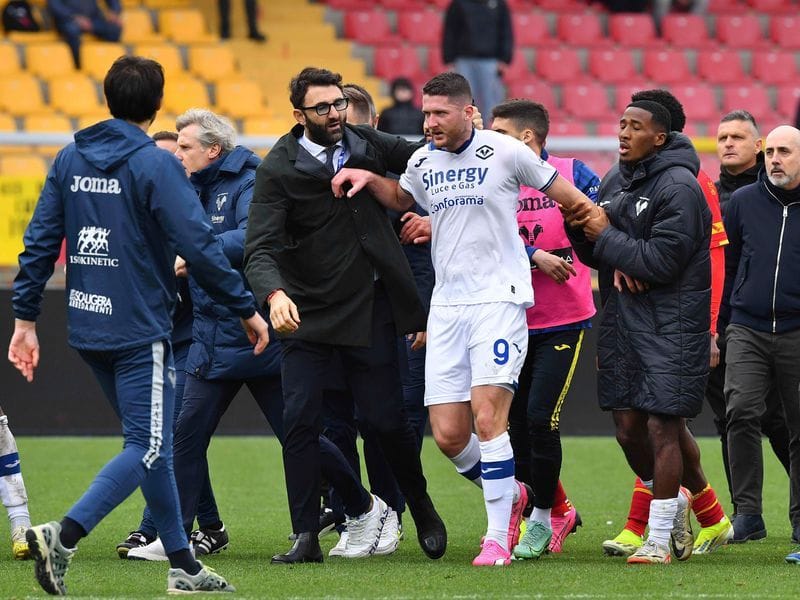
[409,495,447,560]
[248,31,267,42]
[271,532,323,564]
[729,513,766,543]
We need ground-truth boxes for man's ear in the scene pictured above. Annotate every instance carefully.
[293,108,305,126]
[464,103,475,122]
[654,131,668,148]
[208,143,222,160]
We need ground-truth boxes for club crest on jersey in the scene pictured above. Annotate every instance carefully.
[475,145,494,160]
[215,193,228,212]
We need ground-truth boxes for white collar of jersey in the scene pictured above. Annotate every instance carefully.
[429,127,476,154]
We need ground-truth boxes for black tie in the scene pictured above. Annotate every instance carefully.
[324,146,336,175]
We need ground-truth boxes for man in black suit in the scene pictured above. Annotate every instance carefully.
[244,67,446,564]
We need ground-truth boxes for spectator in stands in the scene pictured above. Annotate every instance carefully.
[713,110,790,532]
[47,0,122,69]
[442,0,512,116]
[377,78,424,137]
[723,125,800,549]
[218,0,264,42]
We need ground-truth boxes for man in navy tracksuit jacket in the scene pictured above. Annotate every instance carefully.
[722,125,800,552]
[8,56,267,595]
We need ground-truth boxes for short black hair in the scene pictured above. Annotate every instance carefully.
[152,130,177,142]
[390,77,414,96]
[289,67,342,109]
[343,83,376,125]
[627,100,672,134]
[104,56,164,123]
[491,98,550,143]
[631,89,686,132]
[422,72,472,104]
[720,109,759,133]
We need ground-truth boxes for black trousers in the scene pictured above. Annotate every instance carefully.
[280,284,430,533]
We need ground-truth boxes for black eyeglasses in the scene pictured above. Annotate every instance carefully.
[299,97,349,116]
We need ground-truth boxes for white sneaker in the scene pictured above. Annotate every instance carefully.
[328,530,349,557]
[670,487,694,561]
[167,561,235,593]
[374,509,400,556]
[128,537,168,562]
[26,522,75,595]
[341,494,388,558]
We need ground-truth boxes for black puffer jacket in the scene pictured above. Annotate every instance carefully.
[715,151,764,214]
[571,133,711,417]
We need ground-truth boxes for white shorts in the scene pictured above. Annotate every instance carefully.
[424,302,528,406]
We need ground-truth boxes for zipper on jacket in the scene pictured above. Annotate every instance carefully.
[764,184,800,333]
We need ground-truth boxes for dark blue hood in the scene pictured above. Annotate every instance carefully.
[74,119,154,172]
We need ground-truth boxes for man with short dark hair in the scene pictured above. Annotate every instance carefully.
[9,55,264,594]
[244,66,446,565]
[377,77,424,136]
[565,100,711,564]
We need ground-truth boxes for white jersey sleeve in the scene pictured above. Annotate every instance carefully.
[399,148,430,212]
[514,142,558,192]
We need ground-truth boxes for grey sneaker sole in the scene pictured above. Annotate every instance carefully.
[26,528,65,596]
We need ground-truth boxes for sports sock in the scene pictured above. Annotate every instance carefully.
[450,433,482,488]
[7,505,30,530]
[692,483,726,528]
[551,480,573,516]
[647,497,677,548]
[199,521,224,532]
[168,550,201,575]
[480,432,515,551]
[0,416,31,527]
[59,517,86,549]
[530,507,552,528]
[624,477,653,537]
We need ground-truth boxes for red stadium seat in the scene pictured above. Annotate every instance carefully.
[504,79,557,111]
[343,10,398,45]
[325,0,373,9]
[548,120,589,136]
[556,12,610,47]
[561,82,611,120]
[512,13,556,48]
[379,0,427,9]
[596,121,621,136]
[588,49,639,84]
[747,0,795,13]
[715,14,768,49]
[396,9,443,46]
[751,51,799,85]
[536,0,587,13]
[661,14,713,48]
[770,15,800,49]
[707,0,744,13]
[502,49,532,83]
[613,82,653,113]
[696,50,747,84]
[425,47,448,74]
[373,45,424,80]
[642,49,691,84]
[670,83,719,121]
[608,13,662,48]
[722,84,773,122]
[776,84,800,121]
[534,48,584,84]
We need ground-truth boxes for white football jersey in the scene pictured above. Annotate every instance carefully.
[399,129,557,307]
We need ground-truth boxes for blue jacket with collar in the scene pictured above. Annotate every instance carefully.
[722,170,800,334]
[185,146,280,379]
[13,119,257,350]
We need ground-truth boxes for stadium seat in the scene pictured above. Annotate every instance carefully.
[548,120,589,136]
[49,74,105,117]
[661,14,713,48]
[0,114,17,132]
[425,47,448,75]
[512,13,556,48]
[76,113,116,129]
[561,83,611,121]
[613,82,651,113]
[343,10,398,45]
[24,114,73,133]
[142,0,192,8]
[159,8,217,44]
[325,0,374,9]
[6,31,60,43]
[0,73,46,116]
[504,80,556,112]
[162,76,211,115]
[608,13,662,48]
[242,115,294,136]
[534,48,584,84]
[0,154,48,176]
[747,0,795,12]
[722,84,772,122]
[588,49,639,84]
[187,45,239,82]
[556,12,610,47]
[396,9,443,46]
[641,49,691,84]
[715,14,768,49]
[121,8,163,43]
[770,15,800,49]
[81,42,126,80]
[0,43,22,77]
[147,112,179,135]
[502,49,531,83]
[537,0,590,13]
[751,51,799,85]
[134,43,184,76]
[707,0,742,12]
[776,84,800,121]
[215,79,269,119]
[379,0,427,9]
[596,121,621,136]
[696,50,747,84]
[373,45,424,80]
[670,83,719,121]
[25,42,76,79]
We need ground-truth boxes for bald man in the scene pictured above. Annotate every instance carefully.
[722,126,800,551]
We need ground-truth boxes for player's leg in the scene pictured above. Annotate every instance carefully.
[0,406,31,559]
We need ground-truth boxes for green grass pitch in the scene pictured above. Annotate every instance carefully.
[0,436,797,598]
